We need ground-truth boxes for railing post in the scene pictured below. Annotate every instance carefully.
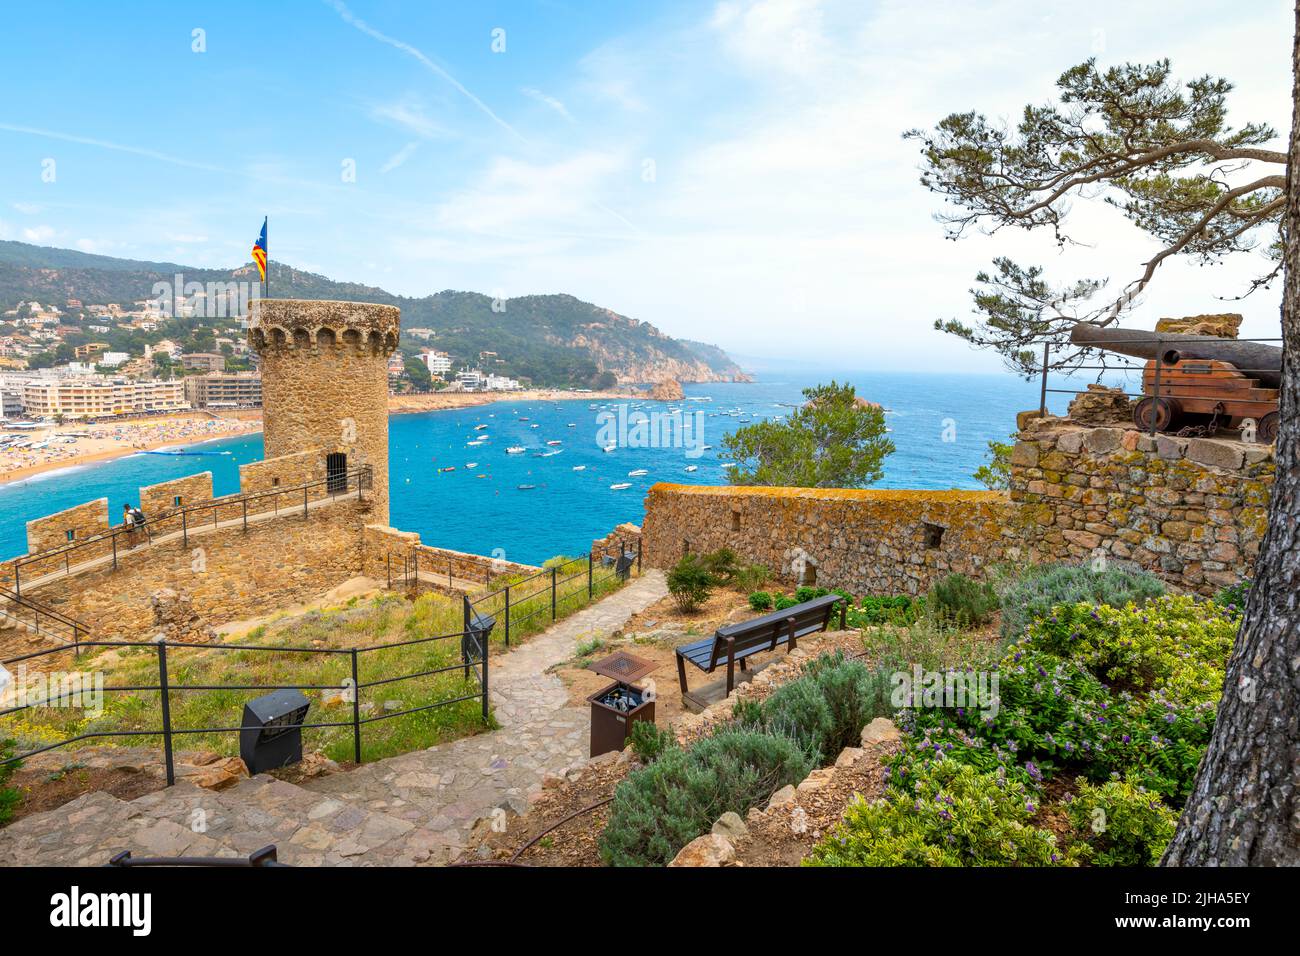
[1039,342,1050,416]
[182,511,187,548]
[588,551,593,599]
[551,567,557,620]
[157,641,175,786]
[112,534,117,570]
[481,625,490,723]
[386,553,392,589]
[503,584,511,647]
[13,566,19,598]
[304,486,309,518]
[242,498,248,532]
[1150,342,1163,437]
[350,648,362,764]
[462,596,471,680]
[637,538,642,575]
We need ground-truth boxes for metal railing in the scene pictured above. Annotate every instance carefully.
[464,538,642,647]
[0,585,89,655]
[9,465,373,596]
[0,609,488,786]
[1035,335,1283,439]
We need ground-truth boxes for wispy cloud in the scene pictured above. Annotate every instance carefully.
[381,142,420,173]
[12,202,42,215]
[369,100,449,140]
[325,0,528,145]
[521,87,576,123]
[0,122,230,173]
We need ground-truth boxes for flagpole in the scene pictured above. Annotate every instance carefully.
[264,215,269,301]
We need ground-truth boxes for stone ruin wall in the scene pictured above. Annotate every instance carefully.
[1010,421,1272,593]
[640,424,1272,597]
[641,485,1020,596]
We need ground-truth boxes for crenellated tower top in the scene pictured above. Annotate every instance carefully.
[249,299,400,357]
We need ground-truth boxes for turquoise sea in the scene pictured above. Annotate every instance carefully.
[0,370,1070,566]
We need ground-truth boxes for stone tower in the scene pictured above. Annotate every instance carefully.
[248,299,400,523]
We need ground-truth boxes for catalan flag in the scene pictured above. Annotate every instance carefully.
[251,217,268,282]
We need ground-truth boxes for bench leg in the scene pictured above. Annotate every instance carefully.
[738,657,748,672]
[726,655,735,695]
[676,653,689,695]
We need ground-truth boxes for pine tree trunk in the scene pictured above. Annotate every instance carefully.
[1162,3,1300,866]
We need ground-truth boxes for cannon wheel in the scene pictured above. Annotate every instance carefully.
[1133,396,1182,433]
[1258,411,1280,444]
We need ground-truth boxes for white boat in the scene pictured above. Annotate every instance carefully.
[567,423,577,428]
[506,446,526,454]
[466,462,478,469]
[474,424,488,431]
[541,450,563,457]
[609,482,631,490]
[529,424,539,429]
[602,443,617,453]
[720,462,737,469]
[628,469,648,477]
[546,440,563,446]
[572,465,586,471]
[685,465,698,472]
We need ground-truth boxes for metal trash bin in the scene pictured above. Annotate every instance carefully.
[587,650,658,758]
[587,682,655,758]
[240,689,310,775]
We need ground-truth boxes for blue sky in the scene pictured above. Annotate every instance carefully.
[0,0,1293,370]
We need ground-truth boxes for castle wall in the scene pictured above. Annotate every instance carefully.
[239,448,324,494]
[249,300,399,524]
[640,424,1271,598]
[140,473,213,518]
[641,485,1017,595]
[1009,423,1272,593]
[25,499,110,557]
[362,525,539,586]
[18,499,369,642]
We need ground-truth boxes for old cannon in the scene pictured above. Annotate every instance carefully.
[1069,324,1281,443]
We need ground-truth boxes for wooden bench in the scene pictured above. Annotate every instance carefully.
[674,594,846,706]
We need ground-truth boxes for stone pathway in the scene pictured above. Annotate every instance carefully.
[298,569,667,861]
[0,570,667,866]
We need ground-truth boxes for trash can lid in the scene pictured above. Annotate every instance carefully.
[589,650,656,684]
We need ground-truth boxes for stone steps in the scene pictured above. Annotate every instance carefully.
[0,773,450,867]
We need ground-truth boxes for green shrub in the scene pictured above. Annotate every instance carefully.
[599,728,811,866]
[700,547,739,586]
[774,595,798,611]
[1027,595,1236,704]
[748,591,773,611]
[0,739,21,826]
[629,720,676,764]
[1212,579,1250,614]
[849,595,917,627]
[756,651,888,763]
[897,598,1233,802]
[733,563,771,593]
[794,585,830,603]
[927,573,998,628]
[667,554,715,612]
[1066,777,1177,866]
[860,615,1001,673]
[806,759,1075,866]
[998,563,1166,644]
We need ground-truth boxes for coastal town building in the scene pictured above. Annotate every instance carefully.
[19,376,188,418]
[183,371,262,408]
[181,352,226,373]
[419,349,452,376]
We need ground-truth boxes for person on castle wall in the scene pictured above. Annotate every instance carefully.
[123,502,150,546]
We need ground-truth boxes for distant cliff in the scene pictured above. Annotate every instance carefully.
[0,240,749,388]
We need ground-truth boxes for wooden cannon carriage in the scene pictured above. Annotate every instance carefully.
[1069,323,1282,443]
[1134,357,1280,443]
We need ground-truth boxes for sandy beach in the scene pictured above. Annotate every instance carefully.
[0,413,264,484]
[0,389,651,485]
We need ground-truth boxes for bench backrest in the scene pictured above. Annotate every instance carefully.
[707,594,842,670]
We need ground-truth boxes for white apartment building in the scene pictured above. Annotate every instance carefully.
[420,349,452,376]
[20,377,189,418]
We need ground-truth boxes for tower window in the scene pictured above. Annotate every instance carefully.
[731,510,741,531]
[65,529,75,542]
[174,495,183,507]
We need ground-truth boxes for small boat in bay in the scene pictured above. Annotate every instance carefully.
[572,465,586,471]
[517,484,537,490]
[685,465,698,472]
[466,462,478,469]
[609,482,631,490]
[628,469,648,477]
[507,446,526,454]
